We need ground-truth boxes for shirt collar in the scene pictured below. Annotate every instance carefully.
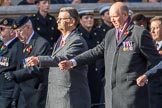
[62,32,70,41]
[26,31,34,44]
[5,37,17,46]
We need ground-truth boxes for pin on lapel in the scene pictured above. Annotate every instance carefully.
[60,40,66,47]
[23,45,33,53]
[124,31,129,35]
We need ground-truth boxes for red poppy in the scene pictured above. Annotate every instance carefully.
[124,31,129,35]
[23,45,32,53]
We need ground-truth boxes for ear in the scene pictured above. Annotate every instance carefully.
[69,19,75,26]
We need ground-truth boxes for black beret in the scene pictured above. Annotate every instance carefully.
[0,18,14,27]
[12,16,29,29]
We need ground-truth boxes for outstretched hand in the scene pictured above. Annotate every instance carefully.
[136,74,148,86]
[58,60,73,71]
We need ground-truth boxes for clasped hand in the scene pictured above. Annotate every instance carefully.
[58,60,73,71]
[136,74,148,86]
[25,56,39,67]
[25,57,73,71]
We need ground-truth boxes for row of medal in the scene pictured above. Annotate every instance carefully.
[0,56,9,66]
[23,58,28,68]
[122,41,134,51]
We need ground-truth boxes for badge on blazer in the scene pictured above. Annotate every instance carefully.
[23,58,27,68]
[122,41,134,51]
[23,45,32,53]
[0,44,6,54]
[0,56,9,66]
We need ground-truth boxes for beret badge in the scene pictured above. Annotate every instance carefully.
[13,24,17,29]
[3,20,8,25]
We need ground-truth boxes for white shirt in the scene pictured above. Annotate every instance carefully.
[26,31,34,44]
[156,40,162,50]
[5,37,17,46]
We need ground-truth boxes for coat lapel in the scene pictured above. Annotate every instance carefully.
[0,38,19,56]
[117,24,134,47]
[23,33,36,57]
[52,29,76,56]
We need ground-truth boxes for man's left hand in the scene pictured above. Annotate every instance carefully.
[4,71,15,81]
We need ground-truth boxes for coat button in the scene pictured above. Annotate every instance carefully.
[37,27,40,31]
[95,68,98,71]
[49,17,52,20]
[51,27,54,30]
[51,37,53,40]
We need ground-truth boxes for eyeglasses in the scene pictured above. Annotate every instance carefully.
[0,27,5,31]
[56,17,72,21]
[0,27,11,31]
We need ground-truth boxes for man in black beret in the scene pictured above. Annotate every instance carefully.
[30,0,60,54]
[0,17,24,108]
[4,15,51,108]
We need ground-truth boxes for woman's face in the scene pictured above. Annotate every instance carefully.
[37,0,50,13]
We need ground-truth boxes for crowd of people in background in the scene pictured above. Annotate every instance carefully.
[1,0,162,108]
[0,0,162,6]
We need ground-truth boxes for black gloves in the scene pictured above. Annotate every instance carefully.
[4,71,15,81]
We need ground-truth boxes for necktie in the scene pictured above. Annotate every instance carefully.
[116,30,121,42]
[24,44,27,48]
[60,40,66,47]
[155,43,159,48]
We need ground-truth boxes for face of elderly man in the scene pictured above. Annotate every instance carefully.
[0,26,14,43]
[15,23,32,44]
[109,2,129,30]
[150,19,162,42]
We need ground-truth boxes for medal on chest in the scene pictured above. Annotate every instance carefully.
[0,45,6,54]
[122,41,134,51]
[0,56,9,66]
